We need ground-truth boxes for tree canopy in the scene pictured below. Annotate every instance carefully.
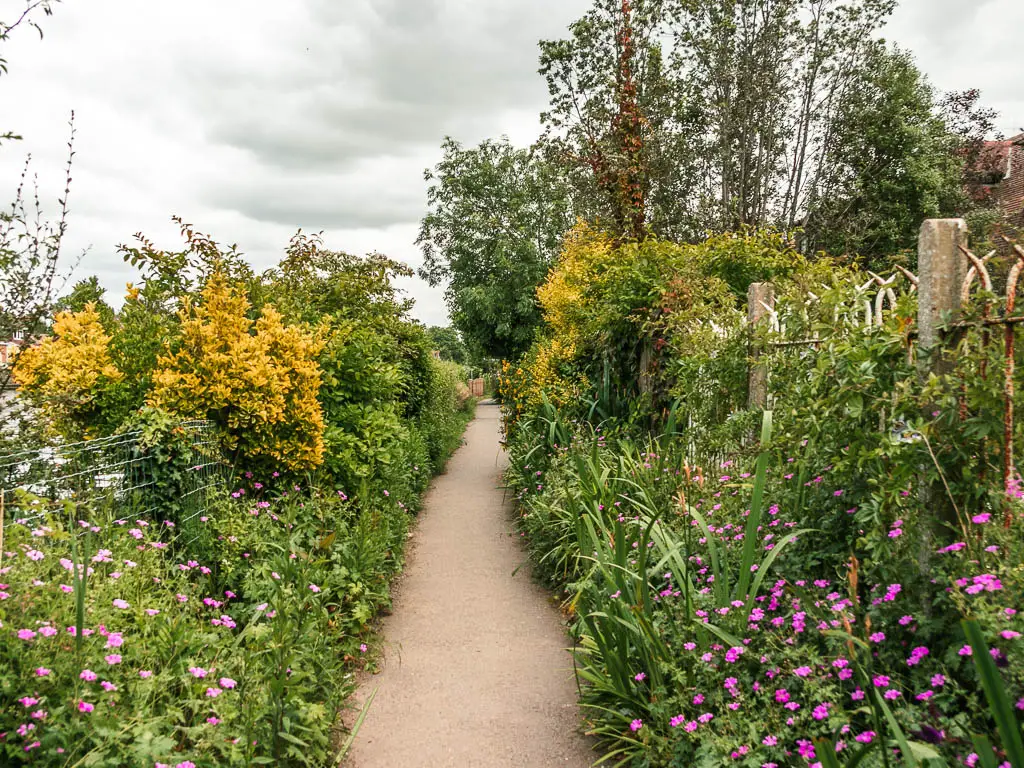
[417,137,572,361]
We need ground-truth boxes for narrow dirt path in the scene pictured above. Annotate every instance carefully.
[346,402,594,768]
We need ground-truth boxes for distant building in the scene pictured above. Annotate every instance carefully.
[0,331,25,368]
[971,132,1024,234]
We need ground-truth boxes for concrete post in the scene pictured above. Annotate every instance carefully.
[747,282,775,411]
[916,219,968,588]
[917,219,969,380]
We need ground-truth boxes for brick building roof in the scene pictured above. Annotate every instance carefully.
[975,133,1024,224]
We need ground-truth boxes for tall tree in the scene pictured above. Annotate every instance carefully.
[426,326,468,365]
[417,137,571,361]
[540,0,976,254]
[539,0,703,240]
[803,44,966,266]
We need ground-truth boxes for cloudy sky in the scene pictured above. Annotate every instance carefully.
[2,0,1021,327]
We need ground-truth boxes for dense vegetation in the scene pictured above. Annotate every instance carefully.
[500,226,1023,767]
[0,221,475,766]
[4,0,1021,766]
[421,0,1001,363]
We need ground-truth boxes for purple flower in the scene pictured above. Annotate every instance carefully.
[971,513,991,524]
[931,674,946,687]
[725,646,745,663]
[907,646,930,665]
[868,632,885,643]
[629,719,643,732]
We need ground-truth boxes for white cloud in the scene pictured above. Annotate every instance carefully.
[1,0,1019,328]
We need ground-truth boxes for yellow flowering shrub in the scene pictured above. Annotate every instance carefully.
[13,304,125,438]
[150,274,326,471]
[515,223,743,424]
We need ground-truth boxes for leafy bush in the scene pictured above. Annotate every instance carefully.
[503,229,1024,767]
[2,222,476,766]
[14,304,128,439]
[151,274,326,473]
[506,409,1024,767]
[0,474,411,766]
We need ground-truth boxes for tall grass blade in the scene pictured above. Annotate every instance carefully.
[734,410,772,602]
[335,687,377,765]
[963,618,1024,767]
[969,734,998,768]
[872,688,920,767]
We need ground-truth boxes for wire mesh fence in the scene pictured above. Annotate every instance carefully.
[0,421,226,556]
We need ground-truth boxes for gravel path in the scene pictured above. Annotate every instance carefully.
[346,402,595,768]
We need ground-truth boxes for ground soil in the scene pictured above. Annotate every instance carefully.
[345,402,596,767]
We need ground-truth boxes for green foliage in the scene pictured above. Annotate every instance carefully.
[1,218,475,765]
[512,226,798,430]
[805,44,967,268]
[425,325,467,364]
[53,277,117,330]
[418,136,572,360]
[505,234,1024,766]
[417,359,475,472]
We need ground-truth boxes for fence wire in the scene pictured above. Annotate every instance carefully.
[0,421,225,543]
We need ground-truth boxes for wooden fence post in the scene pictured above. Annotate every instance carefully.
[747,282,775,411]
[916,219,968,581]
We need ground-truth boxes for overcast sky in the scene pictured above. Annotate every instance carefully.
[2,0,1021,327]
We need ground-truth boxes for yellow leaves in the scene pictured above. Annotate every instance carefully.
[150,273,327,472]
[14,304,123,438]
[537,223,615,346]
